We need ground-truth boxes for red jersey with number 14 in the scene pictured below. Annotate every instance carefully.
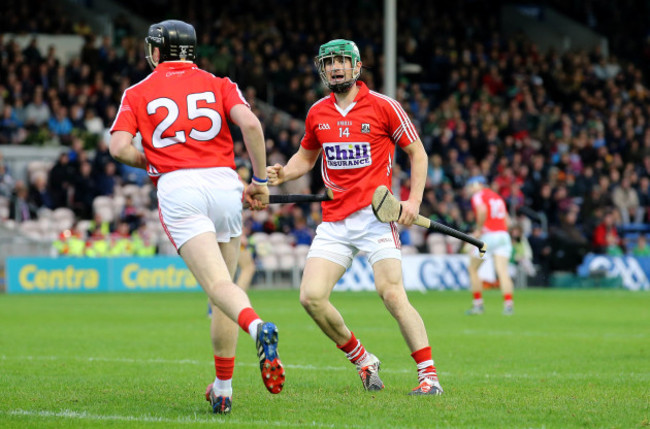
[110,61,248,185]
[301,82,419,222]
[471,188,508,233]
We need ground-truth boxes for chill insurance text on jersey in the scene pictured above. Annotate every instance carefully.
[314,110,391,176]
[321,119,372,169]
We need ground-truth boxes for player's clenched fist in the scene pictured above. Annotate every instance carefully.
[266,164,285,186]
[244,182,269,210]
[398,199,420,226]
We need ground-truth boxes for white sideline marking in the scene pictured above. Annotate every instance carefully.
[3,409,343,427]
[1,355,649,380]
[0,354,410,373]
[461,329,648,339]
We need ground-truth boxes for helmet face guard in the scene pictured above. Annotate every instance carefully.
[316,39,361,93]
[145,20,197,70]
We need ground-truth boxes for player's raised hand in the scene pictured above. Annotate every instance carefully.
[398,199,420,226]
[266,164,285,186]
[244,182,269,211]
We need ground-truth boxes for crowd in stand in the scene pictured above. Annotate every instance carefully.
[1,0,650,277]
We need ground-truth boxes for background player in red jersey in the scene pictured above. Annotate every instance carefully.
[267,39,443,396]
[465,176,515,315]
[108,20,284,415]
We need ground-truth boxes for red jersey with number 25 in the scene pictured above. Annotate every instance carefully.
[110,61,248,185]
[471,188,508,233]
[301,82,419,222]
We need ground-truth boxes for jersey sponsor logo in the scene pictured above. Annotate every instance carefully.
[361,123,370,133]
[323,142,371,169]
[318,123,331,130]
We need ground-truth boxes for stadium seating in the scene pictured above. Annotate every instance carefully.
[2,0,650,290]
[52,207,75,231]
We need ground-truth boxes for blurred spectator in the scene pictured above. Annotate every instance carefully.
[549,211,590,272]
[67,136,85,166]
[637,176,650,223]
[92,139,115,178]
[419,188,438,219]
[88,212,111,236]
[510,225,536,277]
[48,152,75,208]
[86,221,109,257]
[9,181,36,222]
[605,232,624,256]
[131,223,156,256]
[631,235,650,257]
[53,224,86,257]
[592,210,621,254]
[0,105,22,143]
[530,183,554,222]
[28,172,53,210]
[24,89,51,129]
[96,161,118,196]
[528,223,552,284]
[109,221,133,256]
[22,37,42,64]
[612,176,643,224]
[426,154,445,187]
[72,161,96,219]
[83,108,104,135]
[291,214,314,246]
[120,195,142,233]
[0,163,15,198]
[48,104,73,143]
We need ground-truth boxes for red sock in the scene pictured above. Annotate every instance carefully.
[504,293,513,302]
[473,292,482,300]
[214,355,235,380]
[237,307,260,333]
[411,346,438,383]
[337,332,368,365]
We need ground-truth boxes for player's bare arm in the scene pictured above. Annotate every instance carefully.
[398,138,427,226]
[474,205,487,237]
[230,104,269,210]
[267,146,321,186]
[109,130,147,169]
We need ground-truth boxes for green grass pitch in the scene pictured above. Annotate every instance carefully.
[0,288,648,428]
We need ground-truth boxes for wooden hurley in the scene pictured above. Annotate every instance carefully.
[371,185,487,256]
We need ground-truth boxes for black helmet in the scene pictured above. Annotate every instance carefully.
[144,19,196,69]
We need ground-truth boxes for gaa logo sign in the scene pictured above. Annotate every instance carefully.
[323,142,372,169]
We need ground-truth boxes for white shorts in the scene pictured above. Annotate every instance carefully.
[157,167,244,250]
[308,205,401,269]
[472,230,512,258]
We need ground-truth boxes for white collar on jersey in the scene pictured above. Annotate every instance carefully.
[334,101,357,117]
